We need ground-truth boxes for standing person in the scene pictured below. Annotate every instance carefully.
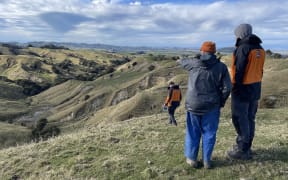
[164,81,182,126]
[227,24,265,160]
[177,41,232,169]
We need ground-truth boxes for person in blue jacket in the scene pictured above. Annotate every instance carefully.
[177,41,232,169]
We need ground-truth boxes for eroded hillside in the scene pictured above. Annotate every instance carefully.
[0,44,185,147]
[0,45,287,179]
[1,44,288,148]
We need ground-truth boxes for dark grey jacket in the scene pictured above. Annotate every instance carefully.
[177,54,232,115]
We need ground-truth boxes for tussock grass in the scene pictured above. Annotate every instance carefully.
[0,108,287,179]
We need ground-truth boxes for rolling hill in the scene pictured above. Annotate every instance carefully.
[0,44,287,179]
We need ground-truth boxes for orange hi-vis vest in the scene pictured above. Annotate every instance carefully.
[165,89,181,107]
[231,49,265,85]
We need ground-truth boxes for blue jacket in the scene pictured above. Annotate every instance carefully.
[178,54,232,115]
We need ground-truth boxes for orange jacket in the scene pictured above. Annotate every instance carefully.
[165,86,181,107]
[231,49,265,85]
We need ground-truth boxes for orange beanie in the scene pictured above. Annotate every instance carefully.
[200,41,216,53]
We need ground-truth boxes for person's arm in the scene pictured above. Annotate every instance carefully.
[176,58,194,71]
[220,66,232,107]
[164,87,173,106]
[234,46,250,85]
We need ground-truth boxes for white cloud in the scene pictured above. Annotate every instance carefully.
[130,1,141,6]
[0,0,287,49]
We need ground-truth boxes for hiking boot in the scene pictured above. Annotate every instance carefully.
[186,158,198,168]
[203,161,212,169]
[231,144,238,151]
[248,148,256,155]
[227,149,252,160]
[172,121,177,126]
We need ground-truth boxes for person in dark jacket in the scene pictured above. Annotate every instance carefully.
[177,41,232,169]
[227,24,265,160]
[164,81,182,126]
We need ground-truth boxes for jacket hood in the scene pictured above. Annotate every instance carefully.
[234,24,252,39]
[190,54,219,69]
[236,34,262,46]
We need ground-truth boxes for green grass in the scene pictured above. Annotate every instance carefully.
[0,49,287,179]
[0,99,30,121]
[0,108,287,179]
[0,122,31,149]
[0,82,26,99]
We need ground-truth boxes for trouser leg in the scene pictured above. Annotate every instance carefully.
[202,108,220,163]
[248,100,258,149]
[185,111,201,161]
[168,105,177,123]
[231,95,250,152]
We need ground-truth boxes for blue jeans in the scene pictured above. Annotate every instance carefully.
[184,108,220,163]
[231,95,258,152]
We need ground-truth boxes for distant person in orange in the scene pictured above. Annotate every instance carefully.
[163,81,182,126]
[227,24,265,160]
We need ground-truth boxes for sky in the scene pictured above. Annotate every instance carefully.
[0,0,287,50]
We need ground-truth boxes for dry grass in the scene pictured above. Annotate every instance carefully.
[0,50,287,179]
[0,122,31,149]
[0,107,287,179]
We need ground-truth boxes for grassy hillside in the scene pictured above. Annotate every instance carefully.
[0,122,31,149]
[0,46,287,179]
[25,53,186,126]
[0,44,131,97]
[0,107,287,179]
[0,99,30,122]
[0,46,188,147]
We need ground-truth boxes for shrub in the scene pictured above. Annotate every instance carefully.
[32,118,60,141]
[40,44,69,50]
[148,65,156,71]
[16,79,47,96]
[132,62,138,66]
[36,118,47,131]
[272,53,282,59]
[266,49,273,56]
[106,67,115,74]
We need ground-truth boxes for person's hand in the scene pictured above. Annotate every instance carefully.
[162,104,168,111]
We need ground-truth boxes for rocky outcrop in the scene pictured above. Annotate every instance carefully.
[111,89,130,106]
[5,58,17,68]
[110,76,152,106]
[74,93,107,119]
[14,106,52,127]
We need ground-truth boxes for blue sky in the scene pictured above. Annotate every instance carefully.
[0,0,287,50]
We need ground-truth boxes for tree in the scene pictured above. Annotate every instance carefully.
[266,49,273,56]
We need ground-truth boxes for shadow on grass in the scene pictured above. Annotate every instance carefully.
[212,146,288,168]
[252,147,288,162]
